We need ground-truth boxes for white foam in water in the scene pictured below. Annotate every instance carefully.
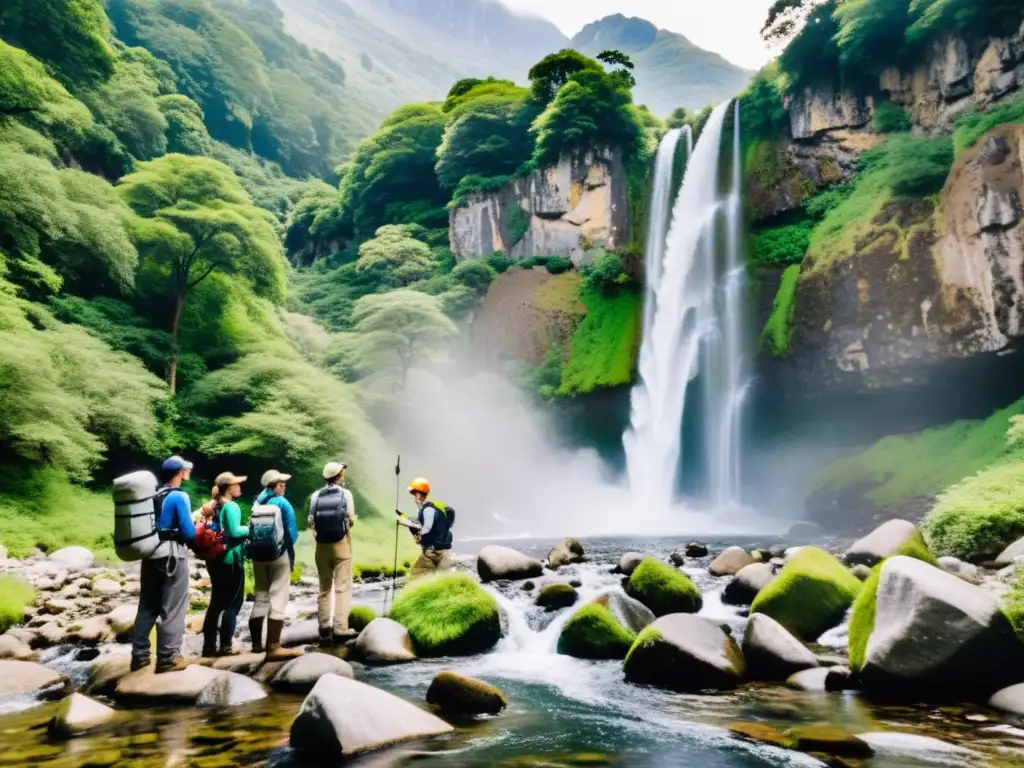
[857,732,979,766]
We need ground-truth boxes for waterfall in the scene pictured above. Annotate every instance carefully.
[623,101,747,511]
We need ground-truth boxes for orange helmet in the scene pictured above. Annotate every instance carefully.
[407,477,431,495]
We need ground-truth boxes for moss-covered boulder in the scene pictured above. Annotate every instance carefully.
[749,547,861,642]
[389,573,501,656]
[625,558,702,617]
[348,605,377,633]
[426,671,507,716]
[535,583,578,611]
[845,519,936,567]
[557,603,635,660]
[623,614,745,691]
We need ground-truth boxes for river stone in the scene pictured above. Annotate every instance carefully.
[990,683,1024,715]
[290,674,453,757]
[850,564,873,581]
[0,660,68,698]
[546,538,585,569]
[48,547,95,572]
[66,616,113,646]
[708,547,755,577]
[786,724,873,758]
[211,652,267,675]
[861,556,1024,695]
[114,664,220,704]
[271,653,354,693]
[728,722,792,749]
[33,621,68,648]
[994,536,1024,567]
[280,619,320,648]
[668,552,685,567]
[937,556,979,583]
[535,583,578,610]
[618,552,644,576]
[49,693,116,737]
[104,604,136,640]
[85,656,133,696]
[623,614,745,691]
[354,618,416,664]
[685,542,709,558]
[722,563,775,606]
[742,614,818,681]
[91,579,121,597]
[42,598,76,616]
[845,519,922,567]
[0,634,38,661]
[595,591,655,634]
[477,546,544,583]
[197,671,268,707]
[426,671,507,716]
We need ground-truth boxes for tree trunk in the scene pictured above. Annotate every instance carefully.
[169,291,184,395]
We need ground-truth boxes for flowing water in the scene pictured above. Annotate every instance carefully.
[624,101,749,511]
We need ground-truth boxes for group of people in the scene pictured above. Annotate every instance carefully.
[129,455,454,674]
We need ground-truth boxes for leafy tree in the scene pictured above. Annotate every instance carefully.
[158,94,212,155]
[581,251,633,296]
[450,260,497,296]
[355,225,434,290]
[666,107,689,130]
[907,0,1024,43]
[777,0,841,92]
[349,290,457,388]
[0,0,116,91]
[597,50,636,90]
[741,64,789,140]
[117,154,285,393]
[834,0,911,76]
[283,181,342,263]
[528,49,603,105]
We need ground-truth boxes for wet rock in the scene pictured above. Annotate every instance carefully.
[817,654,848,667]
[6,627,35,646]
[211,652,269,675]
[569,579,582,588]
[290,674,453,757]
[425,670,507,716]
[114,664,220,704]
[91,579,121,597]
[477,546,544,583]
[850,565,872,581]
[0,634,38,661]
[994,536,1024,567]
[197,671,268,707]
[280,619,320,648]
[623,614,745,691]
[535,583,578,611]
[625,558,702,616]
[937,556,979,583]
[989,682,1024,715]
[618,552,644,576]
[546,538,584,570]
[75,647,101,662]
[42,598,76,616]
[520,581,535,592]
[0,660,68,698]
[67,616,113,646]
[271,653,354,693]
[728,722,792,749]
[787,521,823,541]
[722,563,775,606]
[742,614,818,681]
[104,604,136,641]
[594,591,655,634]
[685,542,709,558]
[709,547,755,577]
[668,552,685,567]
[558,602,635,660]
[857,556,1024,695]
[845,519,929,567]
[48,547,95,573]
[85,656,132,696]
[33,621,68,648]
[354,618,416,664]
[825,666,857,691]
[786,724,873,758]
[788,666,838,692]
[48,693,116,737]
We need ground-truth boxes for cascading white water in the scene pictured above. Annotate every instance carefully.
[624,101,747,511]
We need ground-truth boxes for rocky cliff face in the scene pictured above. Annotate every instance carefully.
[449,149,629,265]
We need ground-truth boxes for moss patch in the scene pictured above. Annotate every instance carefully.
[1004,566,1024,642]
[896,528,938,566]
[0,576,34,633]
[761,264,800,357]
[536,583,578,611]
[557,602,635,660]
[625,558,702,616]
[750,547,861,642]
[954,97,1024,154]
[558,287,640,396]
[388,573,501,656]
[848,564,881,672]
[348,605,377,632]
[623,625,661,667]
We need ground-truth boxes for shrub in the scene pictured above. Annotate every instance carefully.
[545,257,572,274]
[873,102,911,133]
[506,206,530,245]
[762,264,800,358]
[580,251,632,297]
[485,252,511,274]
[348,605,377,632]
[750,223,812,266]
[0,576,34,633]
[450,260,498,295]
[388,573,501,656]
[954,97,1024,154]
[557,602,635,659]
[625,558,703,616]
[518,255,551,269]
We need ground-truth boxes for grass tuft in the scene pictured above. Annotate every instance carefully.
[954,97,1024,154]
[0,576,34,633]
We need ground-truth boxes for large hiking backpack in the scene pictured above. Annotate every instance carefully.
[113,470,172,561]
[194,506,226,562]
[311,486,348,543]
[247,501,285,562]
[422,500,455,550]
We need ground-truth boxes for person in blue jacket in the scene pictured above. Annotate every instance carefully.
[131,455,196,673]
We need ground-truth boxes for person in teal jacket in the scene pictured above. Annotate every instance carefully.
[201,471,248,657]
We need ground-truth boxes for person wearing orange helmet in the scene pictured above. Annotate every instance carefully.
[396,476,455,580]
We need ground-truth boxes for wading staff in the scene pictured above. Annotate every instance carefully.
[384,454,401,613]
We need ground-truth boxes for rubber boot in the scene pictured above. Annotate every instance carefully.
[265,619,303,660]
[249,617,265,654]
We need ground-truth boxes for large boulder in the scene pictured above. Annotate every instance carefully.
[625,558,702,616]
[197,672,268,707]
[995,536,1024,567]
[750,547,861,642]
[477,546,544,582]
[989,682,1024,716]
[618,552,645,576]
[48,547,95,572]
[271,653,354,693]
[708,547,755,577]
[0,660,68,698]
[535,583,578,611]
[388,574,501,656]
[354,618,416,664]
[546,538,584,569]
[114,664,221,704]
[594,591,655,634]
[845,520,935,567]
[557,602,635,660]
[722,563,775,606]
[623,614,745,691]
[851,556,1024,695]
[742,614,819,681]
[290,674,453,757]
[425,671,507,716]
[48,693,116,737]
[84,656,132,696]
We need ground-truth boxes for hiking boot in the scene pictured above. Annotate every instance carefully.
[265,618,303,660]
[201,646,218,659]
[129,656,150,672]
[249,617,265,654]
[318,627,333,647]
[154,658,190,674]
[217,647,241,657]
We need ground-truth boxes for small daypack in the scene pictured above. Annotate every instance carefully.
[193,505,226,562]
[311,485,348,543]
[113,470,172,561]
[247,500,285,562]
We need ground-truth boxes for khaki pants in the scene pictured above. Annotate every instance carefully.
[408,548,453,581]
[250,553,290,621]
[315,538,352,633]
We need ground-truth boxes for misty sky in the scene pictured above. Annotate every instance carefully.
[499,0,779,70]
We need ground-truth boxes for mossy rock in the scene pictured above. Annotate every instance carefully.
[846,520,937,567]
[557,603,635,660]
[425,670,507,716]
[750,547,861,642]
[536,583,578,611]
[348,605,377,633]
[727,722,793,750]
[623,615,745,691]
[389,573,501,656]
[624,558,702,617]
[785,724,873,758]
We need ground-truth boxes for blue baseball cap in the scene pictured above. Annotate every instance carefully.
[161,455,194,472]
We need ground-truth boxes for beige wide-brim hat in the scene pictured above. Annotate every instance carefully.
[261,469,292,487]
[322,461,348,479]
[214,471,247,486]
